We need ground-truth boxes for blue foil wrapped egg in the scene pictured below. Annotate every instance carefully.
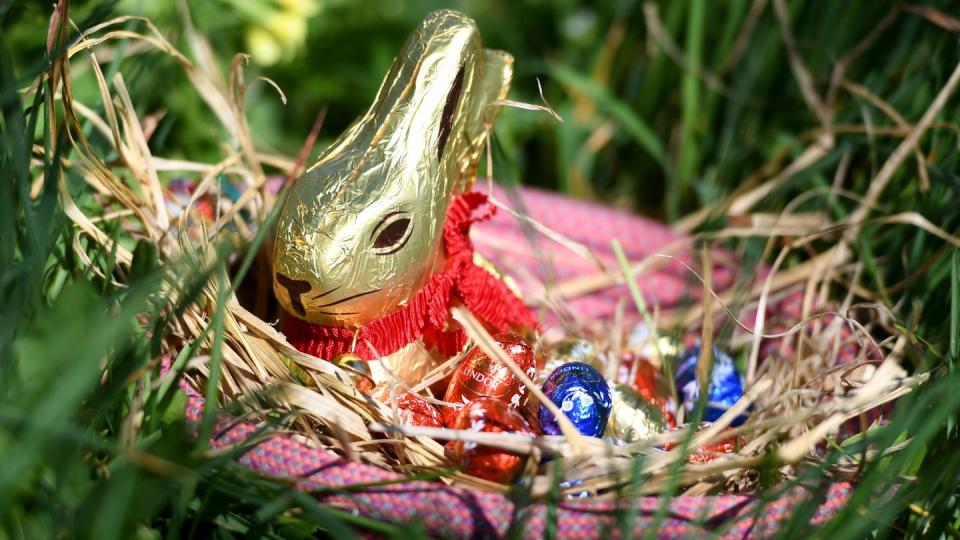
[674,345,746,425]
[539,362,612,438]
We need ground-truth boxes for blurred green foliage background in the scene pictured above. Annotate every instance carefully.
[6,0,956,221]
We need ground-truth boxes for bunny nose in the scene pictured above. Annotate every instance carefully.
[276,273,311,316]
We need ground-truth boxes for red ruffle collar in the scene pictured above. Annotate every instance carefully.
[281,191,537,361]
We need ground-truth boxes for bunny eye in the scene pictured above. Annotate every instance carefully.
[374,219,410,249]
[371,212,412,255]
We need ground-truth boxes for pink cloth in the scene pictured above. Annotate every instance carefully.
[475,185,735,323]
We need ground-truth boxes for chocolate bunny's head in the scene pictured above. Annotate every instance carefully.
[274,10,512,328]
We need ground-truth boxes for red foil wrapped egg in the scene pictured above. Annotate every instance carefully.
[627,354,677,428]
[448,398,533,483]
[687,434,742,463]
[442,333,537,426]
[663,428,742,463]
[395,393,444,428]
[372,388,443,428]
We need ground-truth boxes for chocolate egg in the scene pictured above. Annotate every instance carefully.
[629,355,677,428]
[674,345,746,425]
[558,478,593,499]
[539,362,612,438]
[442,333,537,426]
[374,388,443,428]
[541,339,604,380]
[448,398,533,483]
[688,434,741,463]
[663,427,742,463]
[624,323,681,360]
[606,384,667,442]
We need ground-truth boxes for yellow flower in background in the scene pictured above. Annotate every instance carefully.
[246,26,283,66]
[278,0,319,16]
[244,0,319,66]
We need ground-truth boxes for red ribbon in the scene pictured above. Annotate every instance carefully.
[281,191,537,360]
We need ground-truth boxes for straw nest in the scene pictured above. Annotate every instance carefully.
[41,10,960,499]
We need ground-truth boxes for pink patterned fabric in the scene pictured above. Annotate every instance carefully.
[185,392,849,538]
[182,186,852,537]
[476,185,735,322]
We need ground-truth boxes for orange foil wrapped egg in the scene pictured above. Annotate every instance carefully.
[442,333,537,426]
[448,398,534,483]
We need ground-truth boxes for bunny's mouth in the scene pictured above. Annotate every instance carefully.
[313,289,381,309]
[277,274,381,318]
[308,286,340,299]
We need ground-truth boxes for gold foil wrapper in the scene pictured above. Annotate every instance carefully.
[607,383,666,443]
[541,339,605,381]
[625,323,681,359]
[367,340,440,388]
[332,352,375,392]
[272,10,514,329]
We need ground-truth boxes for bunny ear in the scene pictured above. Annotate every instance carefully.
[453,49,513,195]
[437,64,466,162]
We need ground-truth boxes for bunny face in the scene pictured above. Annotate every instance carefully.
[274,10,513,329]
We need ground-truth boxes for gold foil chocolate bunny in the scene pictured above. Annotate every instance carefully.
[274,10,536,377]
